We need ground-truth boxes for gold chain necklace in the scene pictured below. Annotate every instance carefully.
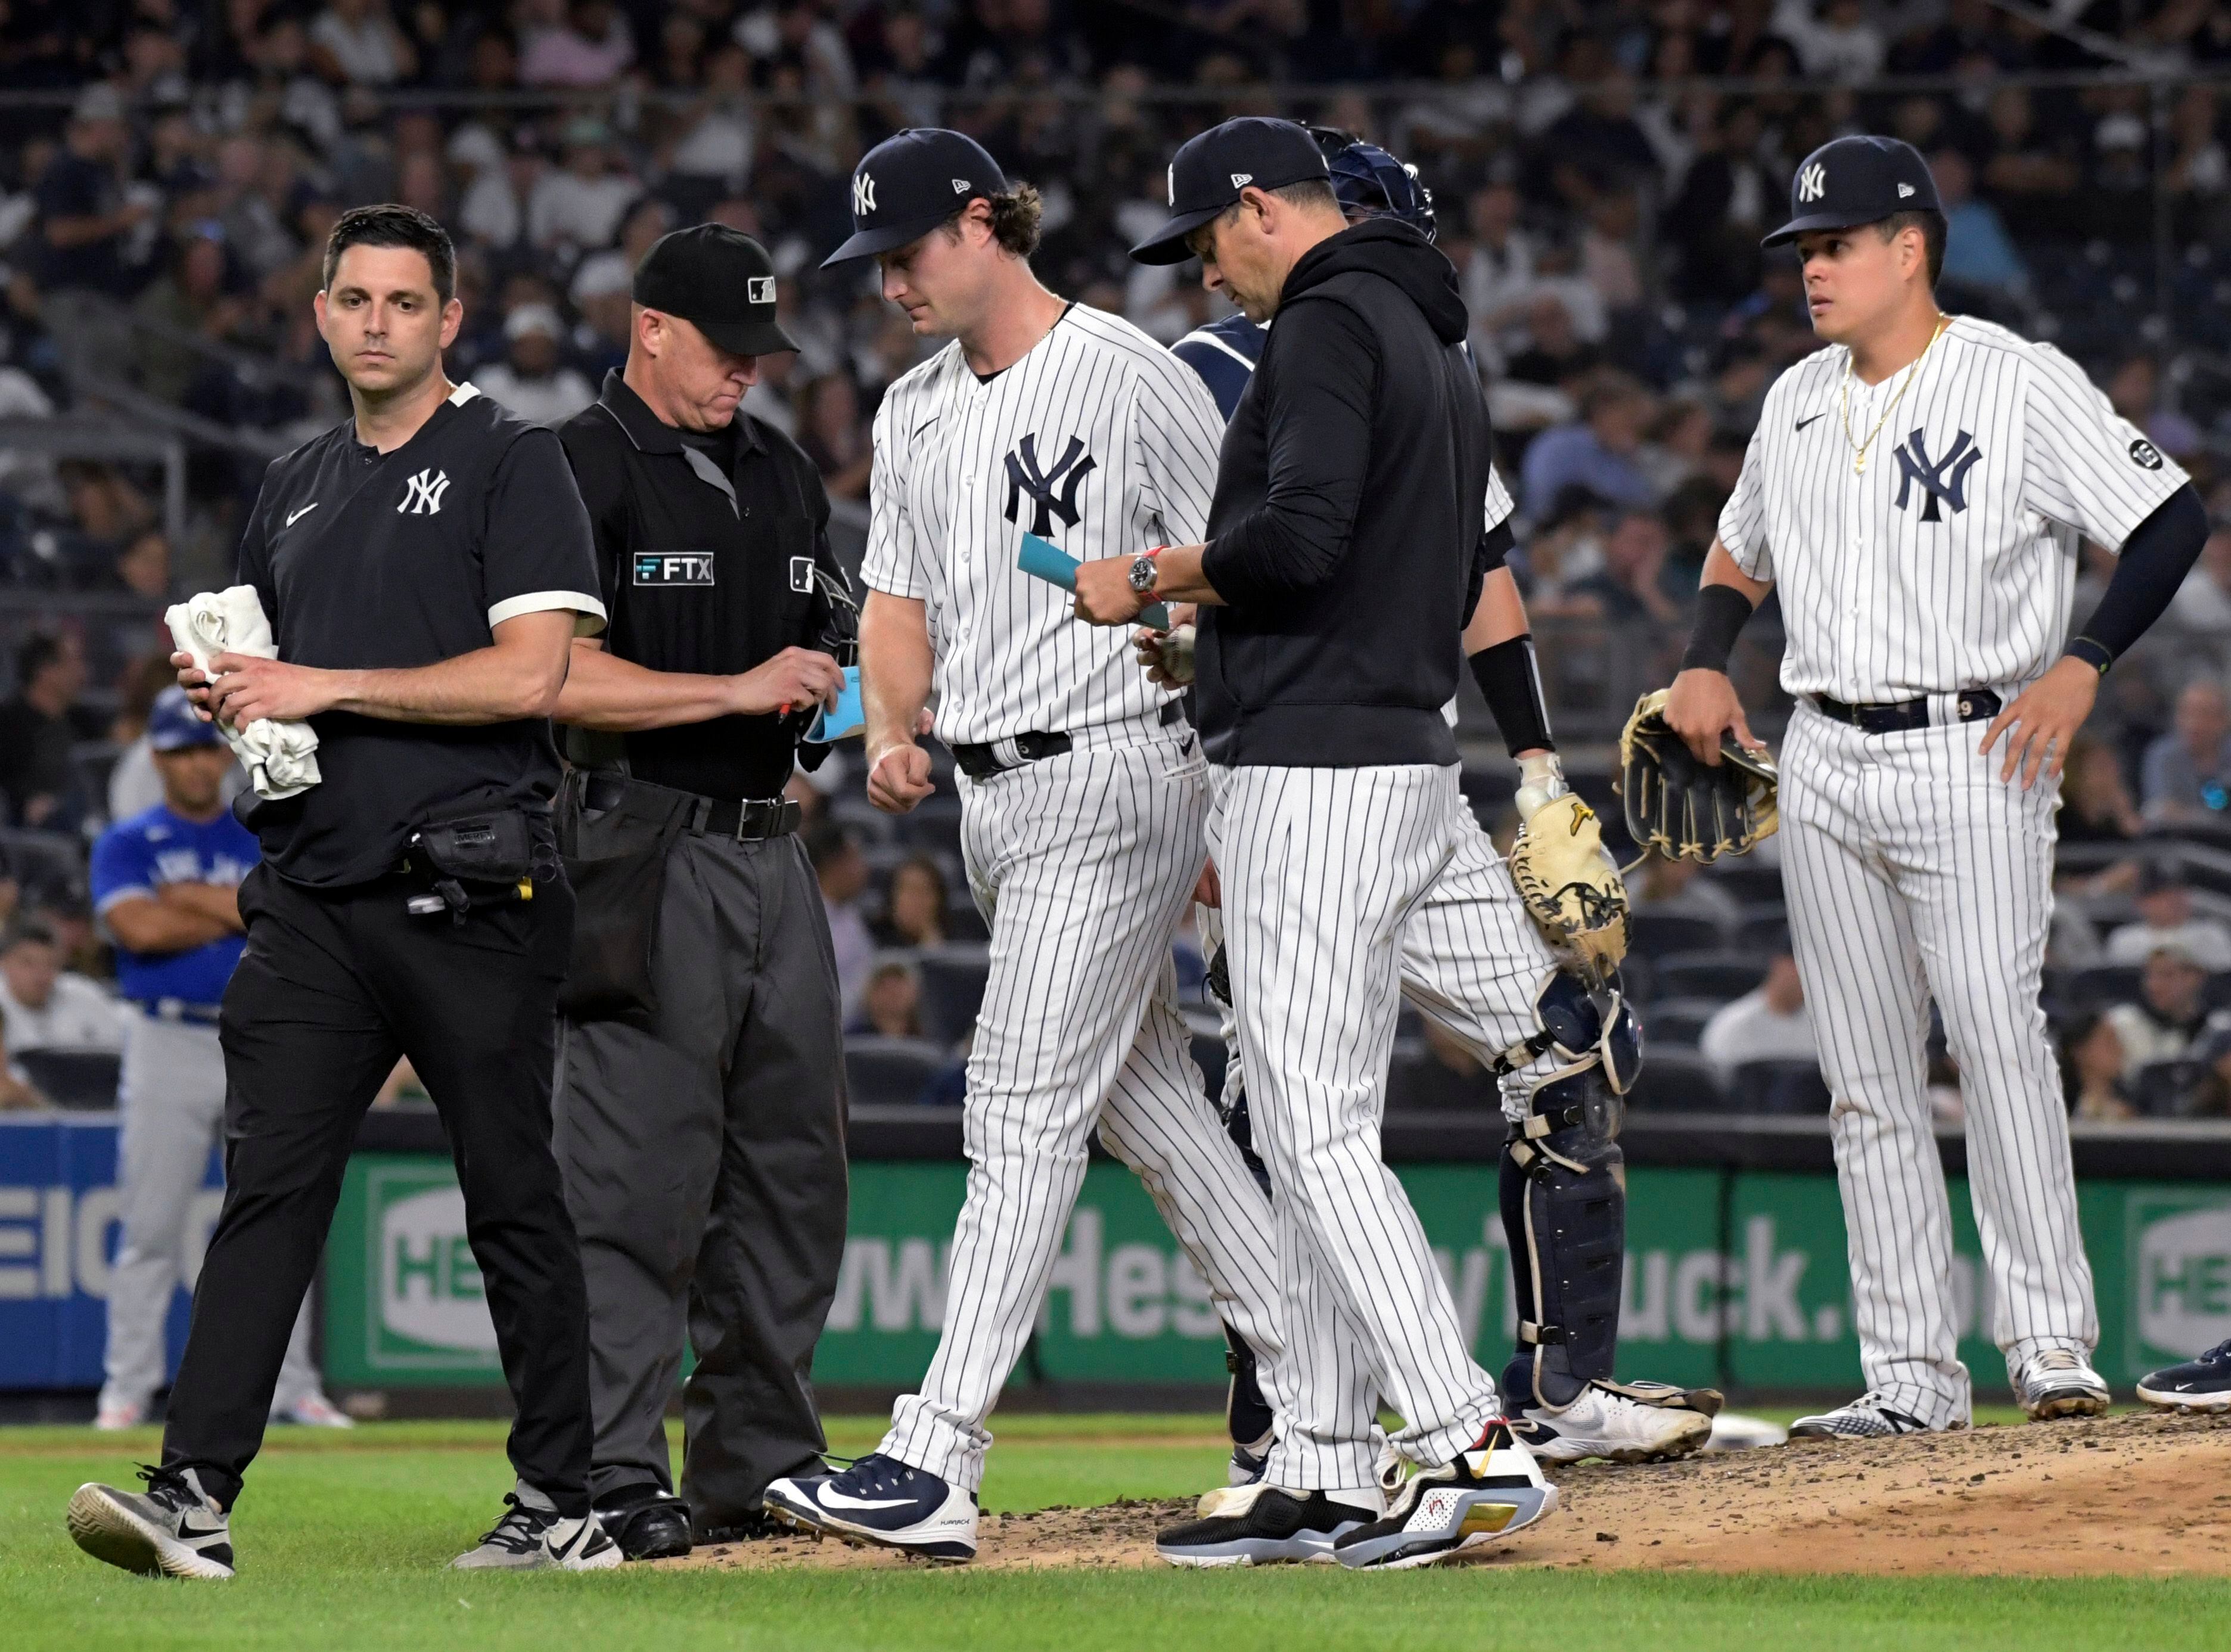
[1838,313,1952,476]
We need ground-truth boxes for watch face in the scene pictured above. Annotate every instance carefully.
[1130,555,1158,592]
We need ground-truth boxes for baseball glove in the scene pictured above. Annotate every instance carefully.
[1617,688,1779,864]
[1508,793,1630,986]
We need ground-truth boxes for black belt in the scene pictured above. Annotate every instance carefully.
[1810,688,2001,735]
[582,772,801,841]
[952,701,1185,781]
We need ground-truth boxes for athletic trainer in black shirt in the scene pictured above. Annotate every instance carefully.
[545,224,851,1560]
[64,204,621,1581]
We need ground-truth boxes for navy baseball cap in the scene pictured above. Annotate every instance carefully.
[1762,135,1940,248]
[633,223,800,356]
[1129,117,1332,266]
[822,129,1011,268]
[148,686,222,754]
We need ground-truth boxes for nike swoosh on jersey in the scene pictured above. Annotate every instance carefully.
[816,1489,918,1513]
[1794,413,1826,431]
[285,503,319,525]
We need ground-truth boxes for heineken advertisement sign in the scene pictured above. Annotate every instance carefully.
[323,1154,2231,1392]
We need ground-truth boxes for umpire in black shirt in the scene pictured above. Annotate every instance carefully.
[67,206,617,1580]
[549,224,851,1561]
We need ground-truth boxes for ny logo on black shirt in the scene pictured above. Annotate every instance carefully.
[399,468,452,515]
[1892,429,1981,523]
[1002,434,1095,539]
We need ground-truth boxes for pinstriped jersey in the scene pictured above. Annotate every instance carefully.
[863,303,1225,744]
[1719,315,2190,703]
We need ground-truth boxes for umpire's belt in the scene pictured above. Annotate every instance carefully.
[581,772,801,841]
[953,700,1185,781]
[136,997,223,1027]
[1810,687,2000,735]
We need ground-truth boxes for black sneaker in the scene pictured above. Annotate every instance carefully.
[1156,1483,1383,1567]
[1332,1423,1558,1572]
[2137,1339,2231,1412]
[595,1486,693,1561]
[67,1465,234,1580]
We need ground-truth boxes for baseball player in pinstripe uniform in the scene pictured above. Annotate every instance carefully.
[1173,128,1720,1479]
[1666,136,2210,1437]
[763,129,1297,1563]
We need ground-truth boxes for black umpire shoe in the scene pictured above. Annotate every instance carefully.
[595,1488,693,1561]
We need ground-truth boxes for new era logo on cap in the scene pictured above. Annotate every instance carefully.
[1898,182,1916,197]
[1230,172,1253,187]
[951,178,970,192]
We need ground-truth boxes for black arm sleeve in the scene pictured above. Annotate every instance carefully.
[1679,581,1758,675]
[1469,631,1555,756]
[1200,299,1378,603]
[2065,483,2210,673]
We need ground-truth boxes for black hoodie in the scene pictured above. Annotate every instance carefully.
[1196,218,1493,768]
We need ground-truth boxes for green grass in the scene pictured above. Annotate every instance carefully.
[3,1417,2224,1652]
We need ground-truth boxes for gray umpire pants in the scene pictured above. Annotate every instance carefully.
[552,806,848,1528]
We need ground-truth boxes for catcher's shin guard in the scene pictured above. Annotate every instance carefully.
[1492,973,1637,1412]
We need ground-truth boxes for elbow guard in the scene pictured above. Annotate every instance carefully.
[1470,632,1555,757]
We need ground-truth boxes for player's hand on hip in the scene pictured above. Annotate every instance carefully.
[1072,556,1145,626]
[1980,656,2098,790]
[1664,667,1762,766]
[734,647,845,716]
[867,741,936,814]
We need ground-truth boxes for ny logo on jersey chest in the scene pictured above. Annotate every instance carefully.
[1003,433,1096,539]
[1891,428,1981,523]
[398,468,450,515]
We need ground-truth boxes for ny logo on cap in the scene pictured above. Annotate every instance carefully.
[1003,433,1096,539]
[1893,429,1981,523]
[398,469,450,516]
[748,276,775,304]
[1230,172,1254,188]
[852,172,876,216]
[1797,163,1826,203]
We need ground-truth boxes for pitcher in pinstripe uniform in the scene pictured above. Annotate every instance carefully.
[1666,136,2211,1437]
[763,129,1296,1563]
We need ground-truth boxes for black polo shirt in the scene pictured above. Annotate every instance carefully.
[235,383,606,887]
[556,371,850,801]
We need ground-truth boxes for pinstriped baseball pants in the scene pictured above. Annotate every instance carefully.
[1212,762,1506,1489]
[1781,700,2098,1426]
[882,719,1293,1492]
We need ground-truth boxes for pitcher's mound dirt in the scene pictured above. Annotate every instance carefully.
[663,1410,2231,1577]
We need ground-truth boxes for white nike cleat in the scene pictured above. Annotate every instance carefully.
[67,1466,234,1579]
[452,1483,622,1571]
[2014,1350,2111,1421]
[272,1392,355,1429]
[1510,1380,1719,1465]
[1789,1392,1956,1439]
[764,1452,978,1561]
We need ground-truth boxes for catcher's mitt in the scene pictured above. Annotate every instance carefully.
[1618,688,1779,864]
[1508,793,1630,986]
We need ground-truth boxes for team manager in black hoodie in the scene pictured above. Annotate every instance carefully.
[1075,118,1548,1572]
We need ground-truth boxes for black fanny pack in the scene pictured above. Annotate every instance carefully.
[405,804,560,926]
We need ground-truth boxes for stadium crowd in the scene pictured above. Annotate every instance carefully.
[0,0,2228,1119]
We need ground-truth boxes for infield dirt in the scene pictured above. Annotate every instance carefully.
[666,1409,2231,1577]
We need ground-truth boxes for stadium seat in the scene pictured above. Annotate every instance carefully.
[1628,1049,1723,1112]
[843,1037,949,1108]
[1639,996,1726,1048]
[1729,1058,1832,1116]
[17,1048,120,1108]
[1650,950,1766,1003]
[1627,910,1727,959]
[2131,1058,2202,1117]
[2068,964,2143,1010]
[1732,903,1791,952]
[915,945,991,1046]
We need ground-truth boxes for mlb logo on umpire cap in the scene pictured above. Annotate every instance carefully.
[823,129,1011,268]
[1763,135,1939,247]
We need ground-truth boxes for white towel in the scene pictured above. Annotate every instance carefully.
[164,586,322,801]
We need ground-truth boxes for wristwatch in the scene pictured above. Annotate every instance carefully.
[1127,547,1163,597]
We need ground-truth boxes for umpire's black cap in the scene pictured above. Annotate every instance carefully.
[1762,135,1940,248]
[821,128,1011,268]
[632,224,800,356]
[1129,117,1331,266]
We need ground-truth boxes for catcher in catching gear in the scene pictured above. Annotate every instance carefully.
[1618,688,1779,864]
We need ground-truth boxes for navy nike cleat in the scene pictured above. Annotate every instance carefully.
[2137,1339,2231,1412]
[763,1453,977,1562]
